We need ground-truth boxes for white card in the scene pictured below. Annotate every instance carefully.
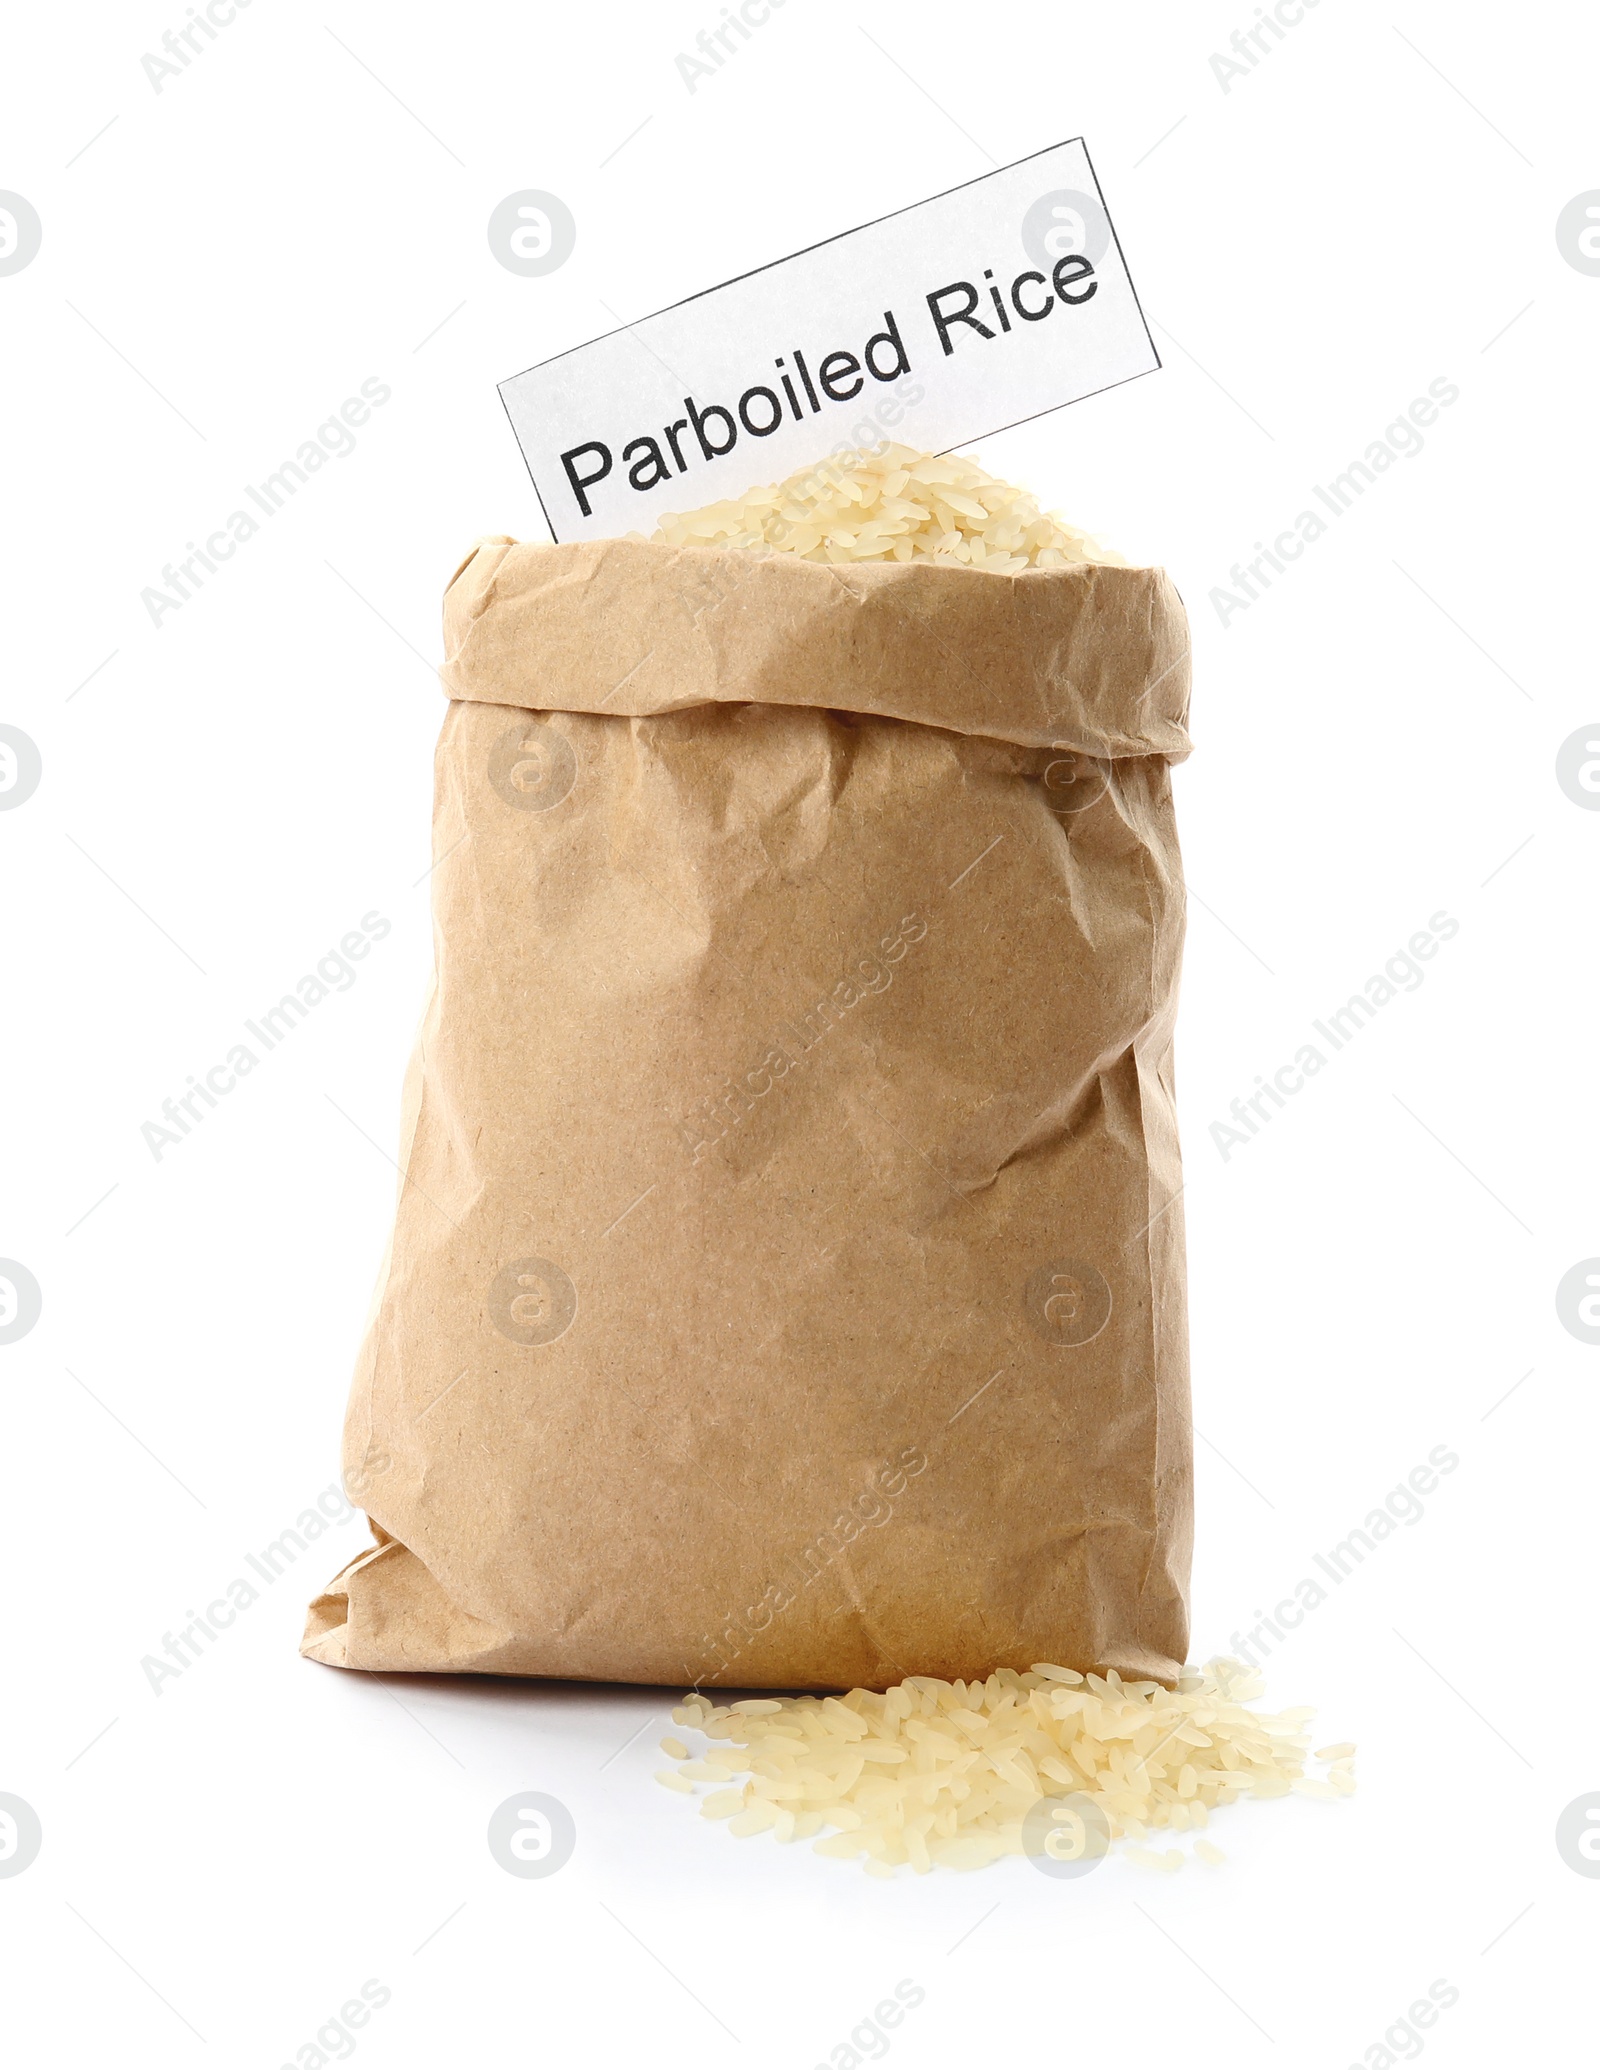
[499,137,1158,542]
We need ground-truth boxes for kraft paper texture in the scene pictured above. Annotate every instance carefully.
[303,536,1194,1689]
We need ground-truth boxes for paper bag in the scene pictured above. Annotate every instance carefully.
[303,535,1194,1689]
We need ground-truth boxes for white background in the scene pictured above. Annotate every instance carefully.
[2,2,1596,2063]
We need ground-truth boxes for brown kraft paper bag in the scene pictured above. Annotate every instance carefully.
[303,534,1193,1690]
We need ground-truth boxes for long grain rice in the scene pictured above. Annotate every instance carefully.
[646,443,1124,571]
[665,1659,1353,1876]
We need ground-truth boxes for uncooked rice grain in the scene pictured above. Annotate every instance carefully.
[663,1660,1353,1876]
[646,442,1124,571]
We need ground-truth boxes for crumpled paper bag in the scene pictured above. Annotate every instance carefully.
[304,535,1193,1688]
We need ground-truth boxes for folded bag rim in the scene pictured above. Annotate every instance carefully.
[440,536,1192,761]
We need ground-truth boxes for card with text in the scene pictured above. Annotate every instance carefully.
[500,137,1157,541]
